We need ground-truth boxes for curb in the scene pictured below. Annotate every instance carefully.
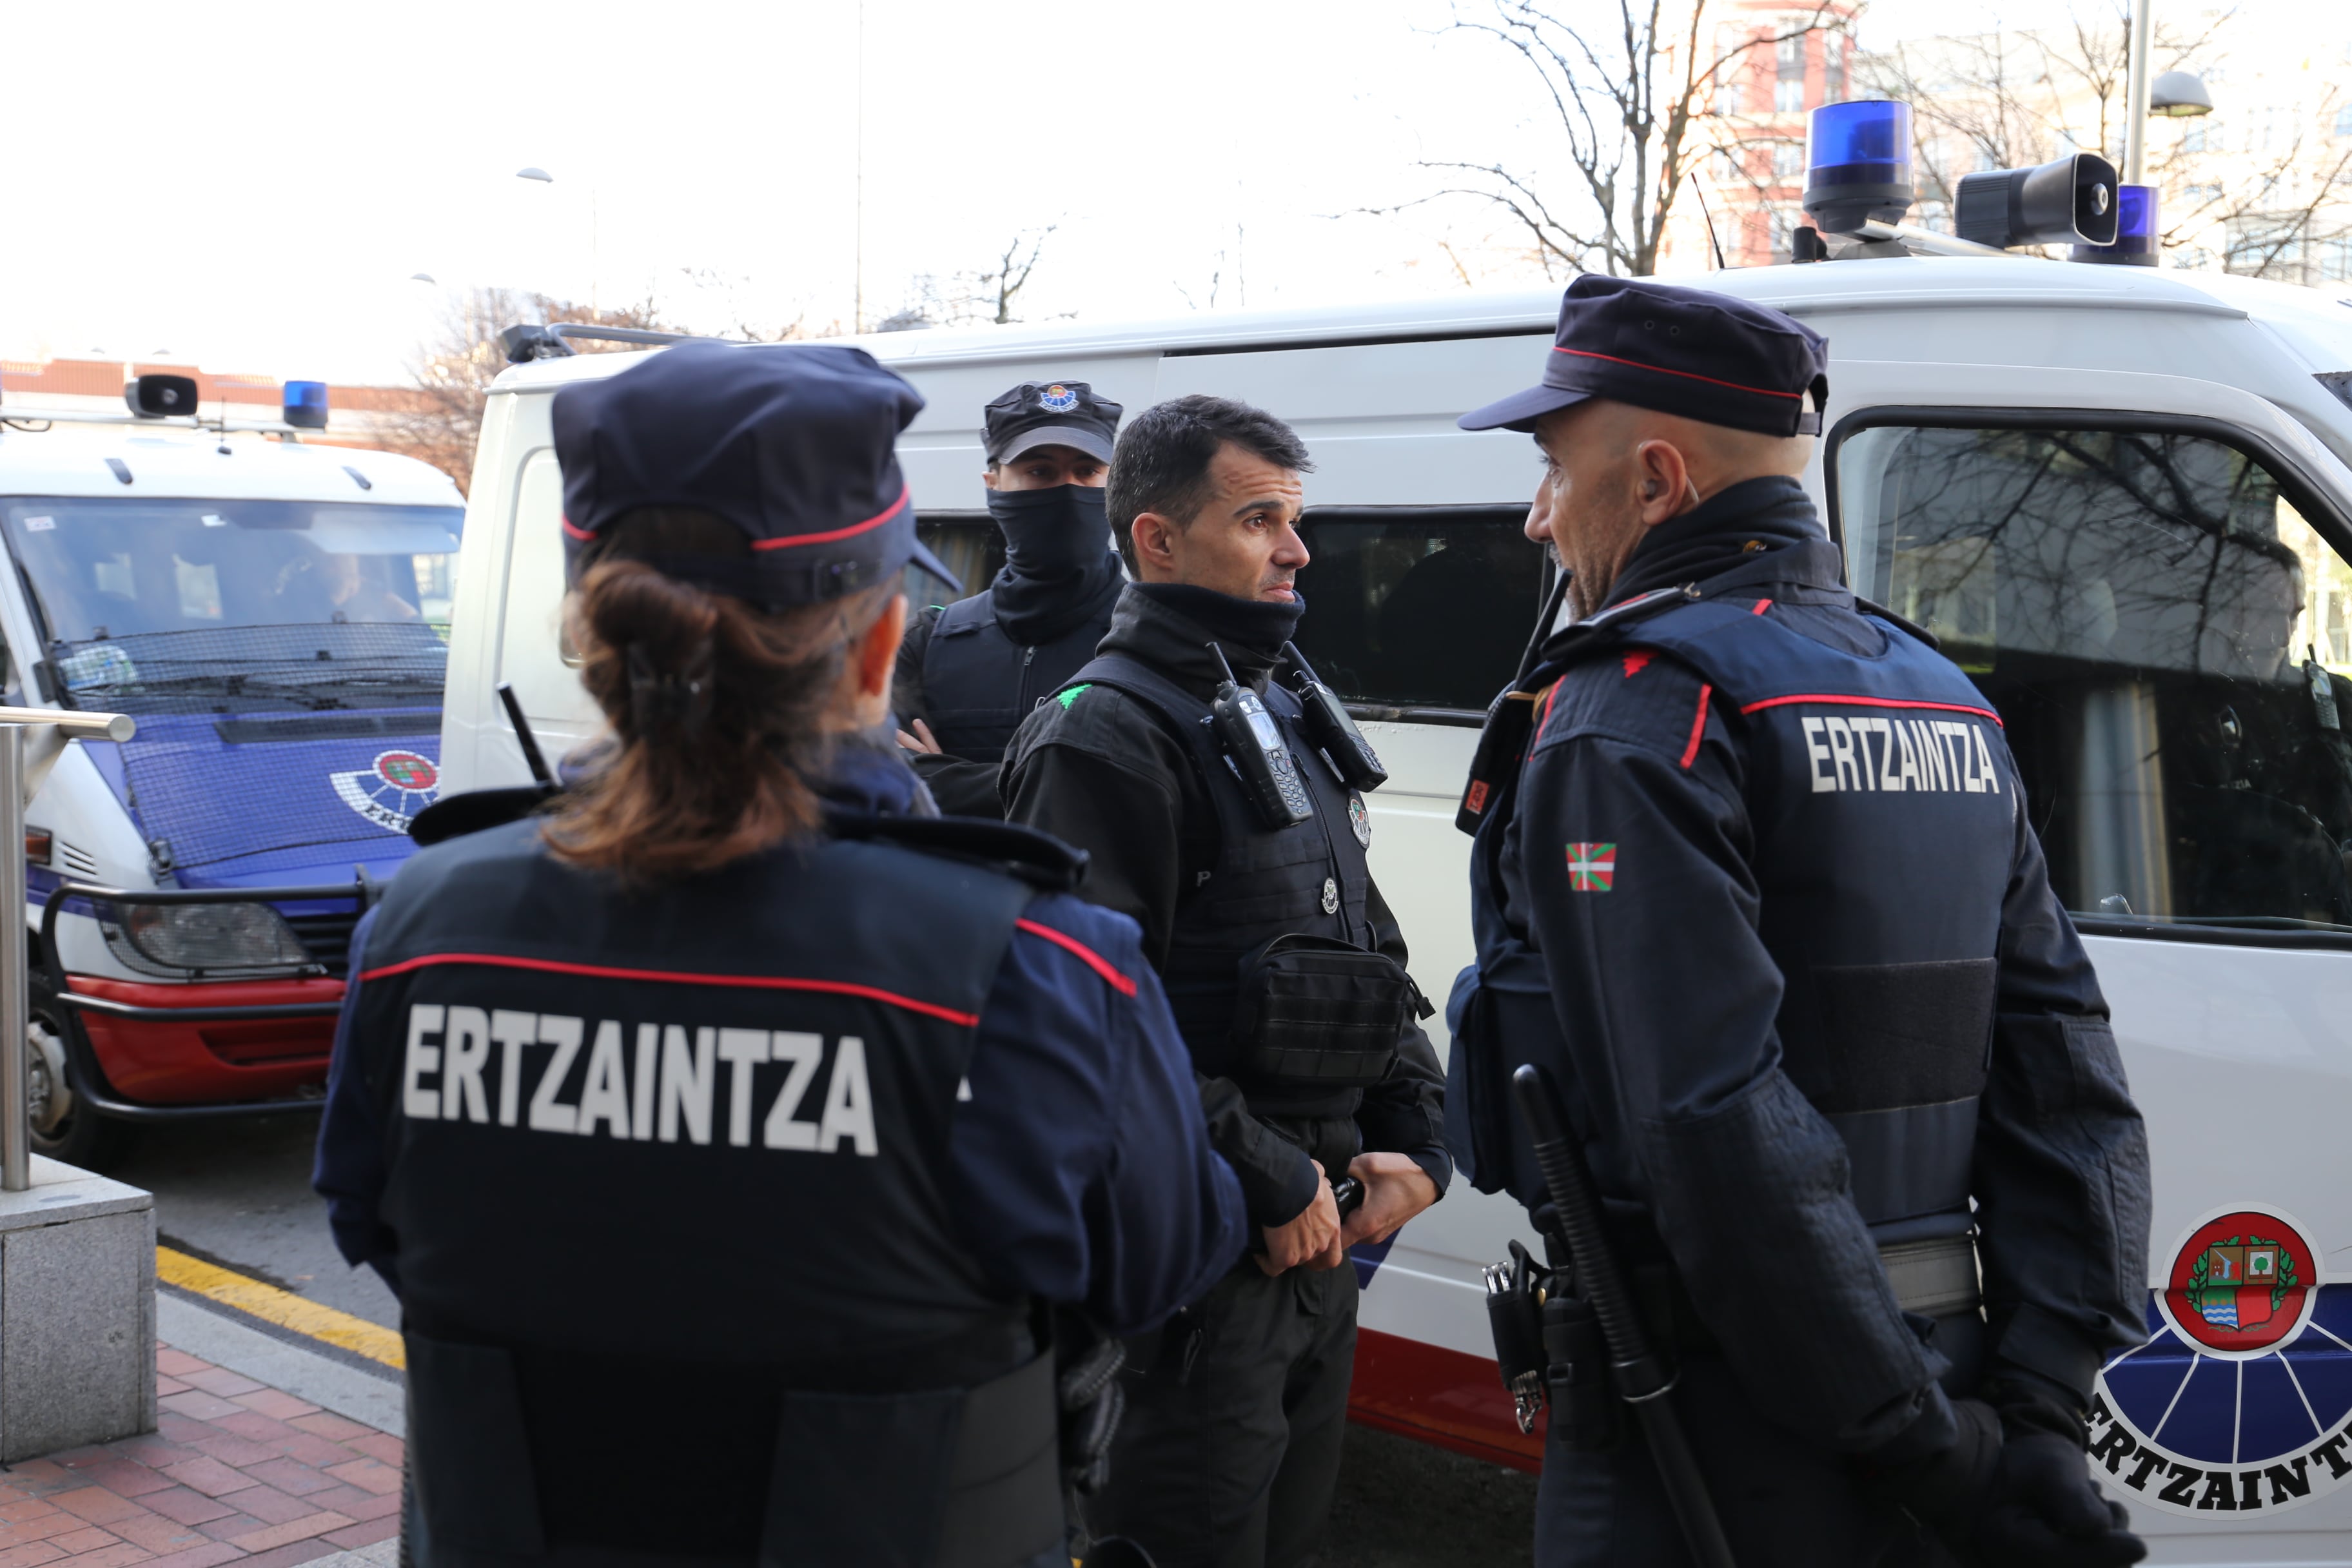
[158,1290,406,1436]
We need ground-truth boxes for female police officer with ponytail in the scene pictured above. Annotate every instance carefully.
[312,343,1246,1568]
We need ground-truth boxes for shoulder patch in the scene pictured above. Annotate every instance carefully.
[1056,683,1092,710]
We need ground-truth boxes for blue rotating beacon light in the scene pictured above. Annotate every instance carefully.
[2072,184,2159,266]
[1803,101,1914,235]
[282,380,330,430]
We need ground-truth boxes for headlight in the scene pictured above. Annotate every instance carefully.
[101,902,318,978]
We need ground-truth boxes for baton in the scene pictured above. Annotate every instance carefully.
[1512,1064,1736,1568]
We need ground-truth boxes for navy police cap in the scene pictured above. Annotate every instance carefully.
[553,342,959,605]
[983,380,1124,465]
[1458,275,1829,438]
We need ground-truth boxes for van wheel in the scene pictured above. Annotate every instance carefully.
[27,976,126,1170]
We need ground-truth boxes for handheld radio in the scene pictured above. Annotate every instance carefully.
[1281,642,1387,792]
[1207,643,1315,830]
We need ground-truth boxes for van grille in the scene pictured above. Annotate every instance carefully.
[284,910,362,979]
[56,842,99,879]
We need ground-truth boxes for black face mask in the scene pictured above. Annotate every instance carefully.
[986,484,1112,582]
[984,484,1124,645]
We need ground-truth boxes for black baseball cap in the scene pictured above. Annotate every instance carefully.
[983,380,1124,465]
[1459,276,1829,438]
[553,342,959,605]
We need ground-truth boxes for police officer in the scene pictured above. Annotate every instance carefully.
[894,380,1126,816]
[1003,395,1451,1568]
[1447,275,2153,1566]
[312,344,1246,1568]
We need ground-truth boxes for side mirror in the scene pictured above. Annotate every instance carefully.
[124,375,199,418]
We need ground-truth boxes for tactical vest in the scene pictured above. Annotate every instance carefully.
[356,818,1062,1568]
[920,589,1114,769]
[1064,652,1386,1121]
[1454,590,2012,1322]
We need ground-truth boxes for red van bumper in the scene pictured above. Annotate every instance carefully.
[41,877,366,1119]
[63,974,346,1104]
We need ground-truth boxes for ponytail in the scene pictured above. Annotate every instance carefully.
[542,509,894,880]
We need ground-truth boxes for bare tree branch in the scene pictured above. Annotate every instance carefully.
[1395,0,1843,277]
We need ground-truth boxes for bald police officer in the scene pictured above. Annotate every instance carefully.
[1447,277,2152,1566]
[895,380,1125,816]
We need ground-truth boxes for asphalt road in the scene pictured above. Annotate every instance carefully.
[113,1112,1540,1565]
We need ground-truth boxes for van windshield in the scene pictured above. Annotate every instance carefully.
[1,497,462,716]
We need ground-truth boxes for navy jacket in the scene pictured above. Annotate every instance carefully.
[1461,479,2150,1456]
[315,742,1249,1338]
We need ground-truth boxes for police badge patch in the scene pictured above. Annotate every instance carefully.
[1038,384,1080,414]
[1349,792,1371,848]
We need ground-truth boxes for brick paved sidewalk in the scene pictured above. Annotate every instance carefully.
[0,1344,402,1568]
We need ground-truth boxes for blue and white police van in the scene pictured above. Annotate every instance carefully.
[449,112,2352,1562]
[0,378,464,1165]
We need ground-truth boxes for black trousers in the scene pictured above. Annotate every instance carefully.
[1534,1353,1953,1568]
[1084,1259,1358,1568]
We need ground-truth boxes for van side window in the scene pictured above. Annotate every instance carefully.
[1293,507,1547,716]
[913,514,1006,609]
[1837,422,2352,935]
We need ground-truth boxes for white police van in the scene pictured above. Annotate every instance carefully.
[0,380,466,1164]
[449,230,2352,1560]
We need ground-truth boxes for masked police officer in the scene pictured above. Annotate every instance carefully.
[894,380,1126,816]
[313,344,1246,1568]
[1002,395,1450,1568]
[1446,276,2153,1566]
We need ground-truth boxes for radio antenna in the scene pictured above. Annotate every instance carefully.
[1690,175,1729,271]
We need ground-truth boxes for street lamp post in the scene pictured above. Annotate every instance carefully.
[0,710,135,1189]
[2124,9,2215,186]
[2125,5,2156,184]
[516,167,600,310]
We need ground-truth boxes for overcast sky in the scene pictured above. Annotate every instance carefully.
[1,0,2310,386]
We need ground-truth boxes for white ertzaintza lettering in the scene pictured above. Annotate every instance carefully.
[400,1006,885,1157]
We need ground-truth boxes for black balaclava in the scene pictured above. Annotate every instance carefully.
[985,484,1125,645]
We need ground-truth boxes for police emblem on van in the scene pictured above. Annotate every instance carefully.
[2088,1206,2352,1518]
[1038,384,1079,414]
[332,750,442,833]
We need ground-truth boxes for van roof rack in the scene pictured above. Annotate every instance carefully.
[500,322,740,364]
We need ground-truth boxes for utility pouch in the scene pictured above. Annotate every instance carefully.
[1233,933,1420,1087]
[1542,1289,1622,1452]
[1483,1239,1550,1435]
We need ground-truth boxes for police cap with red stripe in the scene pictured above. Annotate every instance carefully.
[553,342,959,605]
[1458,275,1829,438]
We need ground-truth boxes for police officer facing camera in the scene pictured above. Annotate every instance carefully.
[1003,395,1449,1568]
[894,380,1126,816]
[312,344,1246,1568]
[1447,275,2153,1565]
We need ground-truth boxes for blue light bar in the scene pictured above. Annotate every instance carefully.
[1803,101,1915,236]
[2071,184,2159,266]
[283,380,329,430]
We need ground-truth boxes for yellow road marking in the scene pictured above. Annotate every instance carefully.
[156,1246,405,1371]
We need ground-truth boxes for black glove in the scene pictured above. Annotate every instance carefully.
[1972,1432,2146,1567]
[1867,1396,2003,1533]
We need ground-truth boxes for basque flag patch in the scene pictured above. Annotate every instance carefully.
[1567,842,1616,892]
